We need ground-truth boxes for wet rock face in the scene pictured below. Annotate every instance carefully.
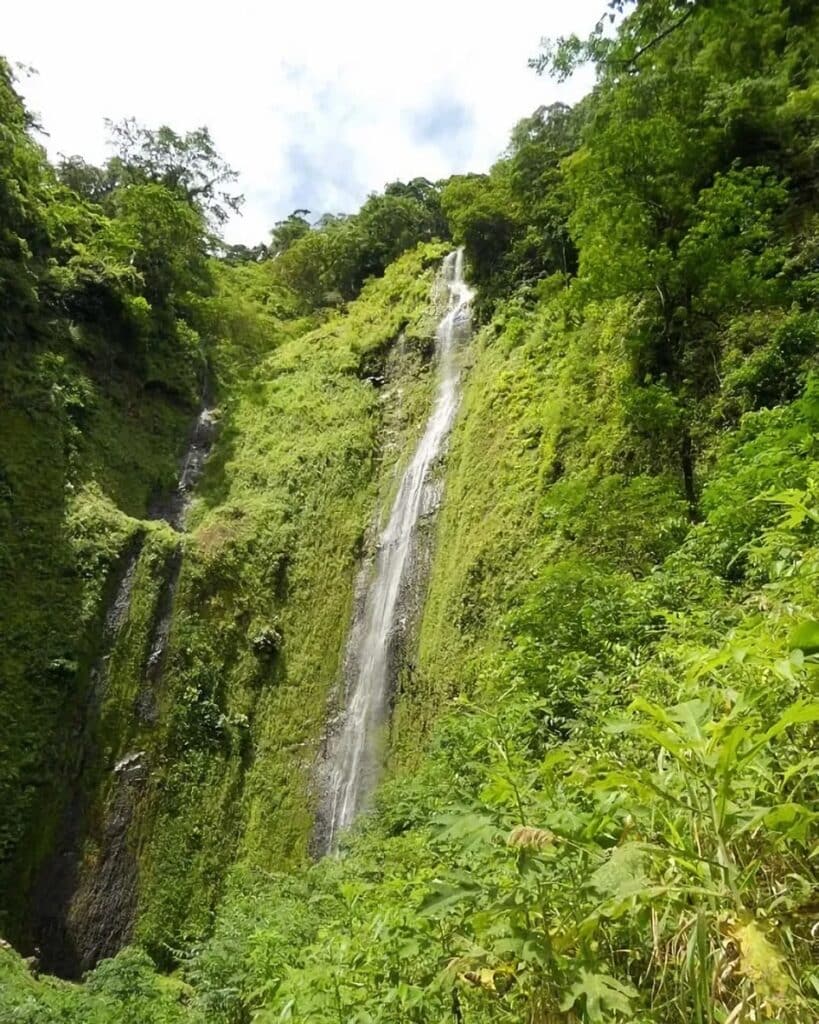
[113,750,147,780]
[67,778,140,973]
[138,547,184,726]
[149,406,218,530]
[30,766,143,978]
[104,545,142,639]
[31,401,218,978]
[29,538,145,979]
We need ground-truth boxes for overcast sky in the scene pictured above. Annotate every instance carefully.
[5,1,601,244]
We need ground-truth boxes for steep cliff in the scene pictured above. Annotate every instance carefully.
[1,2,818,1021]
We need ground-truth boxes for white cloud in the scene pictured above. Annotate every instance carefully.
[5,0,600,243]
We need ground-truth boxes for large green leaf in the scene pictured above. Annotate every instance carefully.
[560,969,637,1022]
[789,620,819,655]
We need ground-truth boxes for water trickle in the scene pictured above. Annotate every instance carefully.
[149,404,218,531]
[32,396,217,977]
[319,249,473,850]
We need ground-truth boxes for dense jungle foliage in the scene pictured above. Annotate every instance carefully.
[1,0,818,1021]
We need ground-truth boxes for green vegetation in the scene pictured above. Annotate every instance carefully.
[0,55,209,933]
[132,242,447,955]
[267,178,448,310]
[0,54,446,960]
[1,1,818,1022]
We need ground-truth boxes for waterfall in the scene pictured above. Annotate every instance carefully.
[148,404,218,531]
[32,398,217,977]
[138,403,217,722]
[319,249,473,850]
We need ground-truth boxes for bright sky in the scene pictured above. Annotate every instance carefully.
[5,1,601,244]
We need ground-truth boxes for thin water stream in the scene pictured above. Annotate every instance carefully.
[320,249,473,849]
[33,398,217,976]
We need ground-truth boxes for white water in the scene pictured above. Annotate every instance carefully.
[323,249,474,848]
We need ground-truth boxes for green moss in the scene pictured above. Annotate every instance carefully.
[3,244,818,1024]
[0,943,202,1022]
[127,243,448,952]
[0,336,194,939]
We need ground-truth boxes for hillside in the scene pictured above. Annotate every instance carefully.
[1,2,818,1022]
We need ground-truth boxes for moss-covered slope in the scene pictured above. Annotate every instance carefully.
[2,246,817,1024]
[100,242,448,957]
[0,239,448,967]
[0,333,197,941]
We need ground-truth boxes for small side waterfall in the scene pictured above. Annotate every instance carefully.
[32,397,217,977]
[138,404,217,723]
[148,405,218,531]
[319,249,473,850]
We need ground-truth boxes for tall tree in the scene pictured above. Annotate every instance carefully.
[104,119,242,227]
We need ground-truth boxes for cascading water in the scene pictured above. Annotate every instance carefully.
[32,398,217,977]
[138,403,217,723]
[319,249,473,850]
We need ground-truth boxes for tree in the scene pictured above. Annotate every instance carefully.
[267,183,448,311]
[270,210,311,255]
[104,119,243,226]
[441,172,519,299]
[223,242,269,264]
[56,155,111,205]
[100,183,209,308]
[354,190,440,280]
[530,0,704,81]
[506,103,581,281]
[385,177,448,237]
[0,58,51,338]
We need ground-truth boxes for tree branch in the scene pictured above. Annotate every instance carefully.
[616,4,698,72]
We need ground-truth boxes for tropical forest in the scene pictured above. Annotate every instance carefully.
[0,1,817,1021]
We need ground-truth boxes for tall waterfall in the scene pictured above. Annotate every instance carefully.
[321,249,473,849]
